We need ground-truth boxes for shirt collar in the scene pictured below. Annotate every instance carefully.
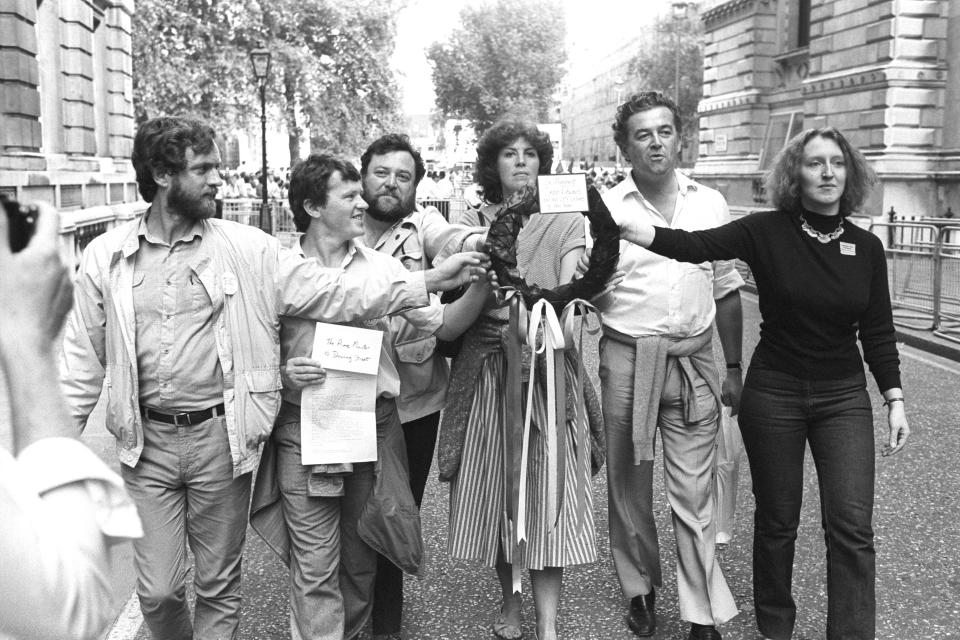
[620,169,697,197]
[618,169,697,210]
[367,210,420,251]
[136,206,204,247]
[296,236,362,269]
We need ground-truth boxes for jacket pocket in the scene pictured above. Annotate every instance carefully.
[104,363,137,450]
[237,366,282,448]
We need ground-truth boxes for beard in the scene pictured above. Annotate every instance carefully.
[364,188,415,223]
[167,179,216,220]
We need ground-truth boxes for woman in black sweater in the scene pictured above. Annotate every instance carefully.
[616,127,909,640]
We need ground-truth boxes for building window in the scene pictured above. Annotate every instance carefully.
[787,0,812,50]
[759,111,803,171]
[797,0,811,47]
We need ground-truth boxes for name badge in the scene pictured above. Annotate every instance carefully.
[222,272,238,295]
[839,242,856,256]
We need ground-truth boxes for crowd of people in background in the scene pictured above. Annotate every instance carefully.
[213,155,631,209]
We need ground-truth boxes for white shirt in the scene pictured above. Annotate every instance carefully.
[0,438,141,640]
[597,170,743,338]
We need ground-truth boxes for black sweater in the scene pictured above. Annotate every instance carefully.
[649,208,901,392]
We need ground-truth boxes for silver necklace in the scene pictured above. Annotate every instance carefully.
[799,213,844,244]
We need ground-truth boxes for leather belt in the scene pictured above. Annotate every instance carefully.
[141,403,225,427]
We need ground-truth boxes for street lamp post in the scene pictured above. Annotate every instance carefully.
[672,2,691,163]
[672,2,689,107]
[614,77,624,169]
[249,46,272,233]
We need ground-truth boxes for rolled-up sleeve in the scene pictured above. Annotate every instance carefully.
[712,259,745,299]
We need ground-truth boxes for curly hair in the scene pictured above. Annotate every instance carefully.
[764,127,876,216]
[360,133,426,185]
[131,117,218,203]
[612,92,682,151]
[475,120,553,204]
[288,154,362,233]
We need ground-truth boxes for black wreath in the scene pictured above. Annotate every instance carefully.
[487,184,620,311]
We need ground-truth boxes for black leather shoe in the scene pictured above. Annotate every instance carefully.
[688,622,722,640]
[626,588,656,637]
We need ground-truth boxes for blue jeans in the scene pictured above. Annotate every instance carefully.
[739,359,875,640]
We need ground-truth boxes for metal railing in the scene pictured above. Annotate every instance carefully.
[871,221,941,330]
[932,225,960,343]
[860,219,960,343]
[59,203,146,269]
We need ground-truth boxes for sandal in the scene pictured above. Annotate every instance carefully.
[492,604,523,639]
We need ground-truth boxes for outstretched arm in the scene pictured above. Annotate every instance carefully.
[435,279,492,341]
[422,251,490,293]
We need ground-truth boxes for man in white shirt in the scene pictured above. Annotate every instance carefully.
[597,92,743,640]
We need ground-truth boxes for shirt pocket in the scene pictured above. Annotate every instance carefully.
[190,272,212,318]
[393,336,438,394]
[678,262,714,304]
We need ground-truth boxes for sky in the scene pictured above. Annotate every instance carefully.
[391,0,680,116]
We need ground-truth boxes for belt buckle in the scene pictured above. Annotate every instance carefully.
[172,412,191,427]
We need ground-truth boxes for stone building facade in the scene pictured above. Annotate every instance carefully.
[561,37,646,168]
[695,0,960,218]
[0,0,139,226]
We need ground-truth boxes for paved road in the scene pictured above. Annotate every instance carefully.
[4,292,957,639]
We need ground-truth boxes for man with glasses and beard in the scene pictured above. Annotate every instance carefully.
[359,134,484,640]
[58,117,489,640]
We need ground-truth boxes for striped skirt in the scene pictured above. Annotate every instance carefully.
[448,350,597,570]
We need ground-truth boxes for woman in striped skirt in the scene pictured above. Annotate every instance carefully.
[438,119,605,640]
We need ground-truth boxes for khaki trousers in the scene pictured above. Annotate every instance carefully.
[121,414,251,640]
[599,337,738,625]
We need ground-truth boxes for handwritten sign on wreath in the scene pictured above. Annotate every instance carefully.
[537,173,589,214]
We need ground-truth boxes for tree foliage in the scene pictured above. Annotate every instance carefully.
[426,0,567,135]
[132,0,404,165]
[626,14,704,155]
[132,1,258,127]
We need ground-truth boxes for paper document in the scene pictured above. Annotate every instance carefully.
[311,322,383,375]
[299,323,383,465]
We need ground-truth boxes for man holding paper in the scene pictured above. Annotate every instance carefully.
[250,154,490,640]
[58,116,486,640]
